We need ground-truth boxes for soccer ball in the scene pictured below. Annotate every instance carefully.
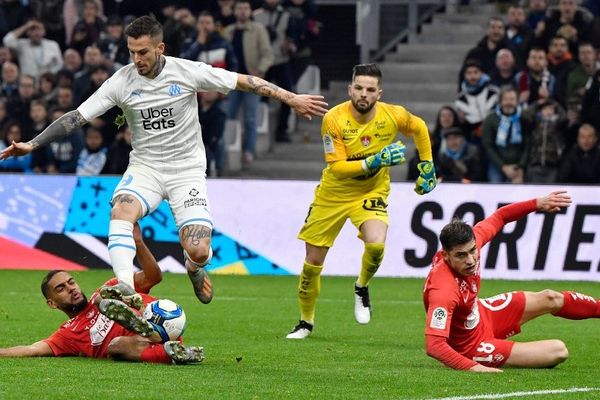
[143,299,187,342]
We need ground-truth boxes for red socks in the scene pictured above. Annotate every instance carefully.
[554,291,600,320]
[140,343,172,364]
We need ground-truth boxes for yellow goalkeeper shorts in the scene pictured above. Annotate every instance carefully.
[298,191,389,247]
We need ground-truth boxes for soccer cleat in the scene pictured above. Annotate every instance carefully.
[187,267,213,304]
[286,320,313,339]
[98,299,155,338]
[354,284,372,324]
[99,282,143,310]
[164,341,205,364]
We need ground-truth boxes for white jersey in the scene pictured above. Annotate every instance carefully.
[78,56,238,174]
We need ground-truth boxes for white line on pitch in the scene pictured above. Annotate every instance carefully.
[424,387,600,400]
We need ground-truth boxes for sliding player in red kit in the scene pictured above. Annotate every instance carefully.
[424,190,600,372]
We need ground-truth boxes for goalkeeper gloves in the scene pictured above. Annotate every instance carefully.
[414,161,436,195]
[363,142,406,172]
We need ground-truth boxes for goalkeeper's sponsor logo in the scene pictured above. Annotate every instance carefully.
[323,134,335,153]
[140,107,176,130]
[362,197,387,212]
[430,307,447,329]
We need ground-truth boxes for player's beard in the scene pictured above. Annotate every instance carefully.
[59,293,88,314]
[352,98,375,115]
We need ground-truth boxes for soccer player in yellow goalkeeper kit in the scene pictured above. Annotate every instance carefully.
[286,63,436,339]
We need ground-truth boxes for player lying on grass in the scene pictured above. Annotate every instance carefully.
[0,223,203,365]
[424,190,600,372]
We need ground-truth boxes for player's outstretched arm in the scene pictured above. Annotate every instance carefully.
[536,190,572,213]
[0,341,54,357]
[0,110,88,160]
[469,364,503,373]
[132,223,163,293]
[235,74,328,120]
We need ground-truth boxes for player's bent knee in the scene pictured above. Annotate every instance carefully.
[107,337,127,359]
[540,289,564,311]
[552,340,569,365]
[111,202,141,221]
[185,242,211,264]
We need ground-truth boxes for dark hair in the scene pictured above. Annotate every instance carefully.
[352,63,382,83]
[41,270,66,299]
[198,11,215,20]
[463,59,483,72]
[440,219,474,251]
[124,15,163,40]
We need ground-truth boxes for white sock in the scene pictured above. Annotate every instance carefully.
[108,220,136,288]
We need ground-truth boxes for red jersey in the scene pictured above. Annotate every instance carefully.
[423,200,537,357]
[43,278,156,358]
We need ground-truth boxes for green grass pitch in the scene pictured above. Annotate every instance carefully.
[1,269,600,399]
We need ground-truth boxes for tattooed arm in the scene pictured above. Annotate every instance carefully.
[235,74,328,120]
[0,110,88,160]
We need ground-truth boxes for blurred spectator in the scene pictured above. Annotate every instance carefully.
[63,48,83,74]
[437,127,484,183]
[564,97,582,150]
[582,0,599,16]
[73,45,107,105]
[546,35,577,106]
[3,19,63,80]
[514,47,556,107]
[56,69,75,89]
[0,121,31,172]
[538,0,594,53]
[199,91,226,177]
[432,105,461,157]
[0,98,9,134]
[180,11,238,71]
[223,0,274,164]
[30,0,66,49]
[97,15,130,70]
[462,17,514,78]
[7,74,37,131]
[64,0,104,46]
[76,126,107,175]
[46,107,84,173]
[215,0,237,29]
[505,4,533,68]
[490,49,517,87]
[70,0,106,51]
[566,42,597,101]
[56,86,75,110]
[38,72,58,105]
[255,0,295,142]
[527,0,548,33]
[482,86,529,183]
[28,99,51,172]
[1,0,31,33]
[454,60,499,140]
[0,46,14,65]
[522,99,567,182]
[557,123,600,182]
[285,0,320,83]
[1,61,20,99]
[581,69,600,132]
[163,7,197,57]
[79,65,109,105]
[102,124,132,175]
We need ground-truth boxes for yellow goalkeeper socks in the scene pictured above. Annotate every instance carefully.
[298,261,323,324]
[357,243,385,287]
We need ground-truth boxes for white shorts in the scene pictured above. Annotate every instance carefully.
[112,164,213,230]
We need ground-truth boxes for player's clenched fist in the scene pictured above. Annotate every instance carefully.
[363,142,406,172]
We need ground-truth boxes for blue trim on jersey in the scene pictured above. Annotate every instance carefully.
[179,218,213,229]
[107,243,136,251]
[114,188,151,216]
[108,234,134,239]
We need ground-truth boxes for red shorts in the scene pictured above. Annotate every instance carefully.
[463,291,526,367]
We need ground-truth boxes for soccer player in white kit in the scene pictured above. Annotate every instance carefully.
[0,16,328,305]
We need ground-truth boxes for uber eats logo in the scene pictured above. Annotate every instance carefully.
[140,107,176,129]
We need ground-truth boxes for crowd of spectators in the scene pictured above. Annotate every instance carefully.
[0,0,321,176]
[409,0,600,184]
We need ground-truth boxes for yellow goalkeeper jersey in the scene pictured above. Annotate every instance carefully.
[318,100,432,201]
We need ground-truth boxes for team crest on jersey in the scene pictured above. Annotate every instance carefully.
[360,136,371,147]
[430,307,447,330]
[168,84,182,96]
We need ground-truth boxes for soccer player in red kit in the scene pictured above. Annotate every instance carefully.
[0,224,202,364]
[424,190,600,372]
